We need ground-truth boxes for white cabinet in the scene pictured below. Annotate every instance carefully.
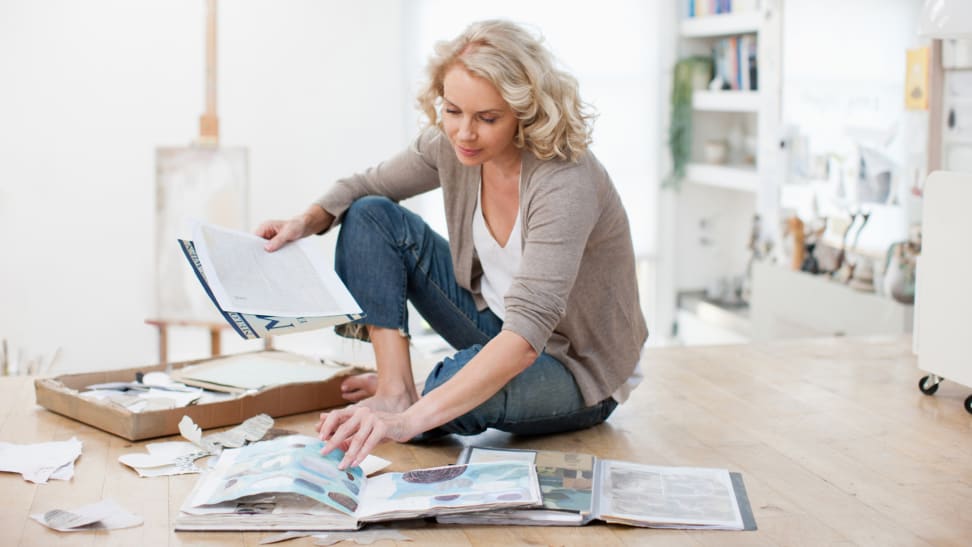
[659,1,782,345]
[750,262,913,341]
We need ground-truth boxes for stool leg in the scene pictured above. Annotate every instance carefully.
[209,327,221,357]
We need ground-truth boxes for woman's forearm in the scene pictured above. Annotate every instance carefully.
[403,330,537,434]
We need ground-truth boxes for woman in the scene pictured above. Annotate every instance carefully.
[256,19,647,469]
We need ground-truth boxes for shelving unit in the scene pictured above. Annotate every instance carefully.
[750,262,912,341]
[684,163,758,192]
[678,11,760,37]
[942,81,972,168]
[659,0,783,345]
[691,90,761,112]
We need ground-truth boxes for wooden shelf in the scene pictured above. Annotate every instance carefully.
[692,90,760,112]
[685,163,758,192]
[679,12,761,38]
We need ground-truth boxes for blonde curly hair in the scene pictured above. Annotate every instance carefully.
[417,19,594,162]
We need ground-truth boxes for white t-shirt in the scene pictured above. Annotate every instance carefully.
[472,182,521,321]
[471,179,643,403]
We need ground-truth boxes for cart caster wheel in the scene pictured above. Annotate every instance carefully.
[965,395,972,415]
[919,375,940,395]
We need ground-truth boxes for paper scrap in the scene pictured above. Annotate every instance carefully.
[81,383,202,412]
[30,499,142,532]
[359,454,391,477]
[260,427,299,441]
[259,531,312,544]
[118,441,209,477]
[313,530,412,545]
[261,529,413,546]
[179,413,274,454]
[0,437,82,484]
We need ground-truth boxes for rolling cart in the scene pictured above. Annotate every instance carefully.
[915,171,972,414]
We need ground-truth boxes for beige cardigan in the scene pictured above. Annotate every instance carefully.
[316,128,648,406]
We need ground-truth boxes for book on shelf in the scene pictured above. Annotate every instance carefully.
[689,0,759,18]
[711,34,757,91]
[436,446,756,530]
[178,221,364,340]
[175,435,542,531]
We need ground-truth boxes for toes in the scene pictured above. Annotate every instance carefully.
[341,373,378,402]
[341,373,377,394]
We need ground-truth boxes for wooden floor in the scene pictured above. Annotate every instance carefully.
[1,335,971,546]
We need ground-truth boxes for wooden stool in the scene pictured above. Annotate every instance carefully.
[145,318,272,366]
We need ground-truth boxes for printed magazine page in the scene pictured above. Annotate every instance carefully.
[187,435,363,516]
[467,446,595,514]
[595,460,744,530]
[437,446,594,525]
[179,239,363,340]
[192,221,360,318]
[357,461,542,522]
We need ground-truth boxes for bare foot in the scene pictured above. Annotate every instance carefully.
[340,373,378,402]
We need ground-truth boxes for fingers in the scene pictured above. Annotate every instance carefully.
[318,406,392,470]
[318,408,350,450]
[322,410,366,467]
[255,217,305,252]
[264,232,290,252]
[263,226,301,253]
[254,220,282,240]
[349,421,388,468]
[340,418,376,469]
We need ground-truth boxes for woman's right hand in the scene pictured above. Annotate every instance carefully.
[255,205,334,252]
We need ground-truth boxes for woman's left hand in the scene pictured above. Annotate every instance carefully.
[316,406,417,469]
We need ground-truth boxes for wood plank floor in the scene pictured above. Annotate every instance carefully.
[1,335,970,546]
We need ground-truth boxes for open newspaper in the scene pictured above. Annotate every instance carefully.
[178,222,363,340]
[175,435,541,531]
[437,446,756,530]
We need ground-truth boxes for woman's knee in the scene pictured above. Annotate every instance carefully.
[343,195,397,229]
[336,196,399,262]
[422,345,483,396]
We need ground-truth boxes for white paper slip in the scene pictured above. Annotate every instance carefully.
[0,437,83,484]
[31,499,142,532]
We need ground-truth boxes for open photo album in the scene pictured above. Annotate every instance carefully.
[436,446,756,530]
[178,221,364,340]
[175,435,542,531]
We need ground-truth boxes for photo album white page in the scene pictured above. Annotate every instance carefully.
[191,221,360,318]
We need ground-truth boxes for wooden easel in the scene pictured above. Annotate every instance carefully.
[146,0,269,367]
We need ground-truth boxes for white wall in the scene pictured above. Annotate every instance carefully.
[0,0,407,372]
[0,0,663,373]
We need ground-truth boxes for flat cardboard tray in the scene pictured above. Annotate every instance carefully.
[34,350,362,441]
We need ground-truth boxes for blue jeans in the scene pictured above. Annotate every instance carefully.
[333,196,617,437]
